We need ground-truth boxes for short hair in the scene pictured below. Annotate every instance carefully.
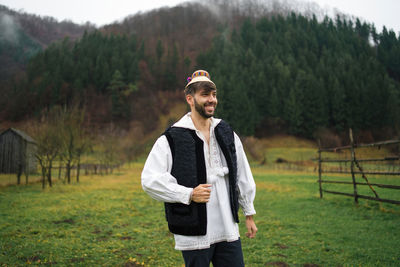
[184,81,217,96]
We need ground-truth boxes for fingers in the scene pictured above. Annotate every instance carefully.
[245,216,258,239]
[191,184,212,203]
[198,184,212,190]
[246,225,258,238]
[245,226,257,238]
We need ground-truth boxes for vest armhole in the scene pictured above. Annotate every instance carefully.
[164,131,175,160]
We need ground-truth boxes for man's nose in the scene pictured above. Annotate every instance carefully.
[208,95,216,102]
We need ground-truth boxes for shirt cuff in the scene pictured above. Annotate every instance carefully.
[241,202,256,216]
[177,186,193,205]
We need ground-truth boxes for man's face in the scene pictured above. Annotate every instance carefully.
[192,88,218,119]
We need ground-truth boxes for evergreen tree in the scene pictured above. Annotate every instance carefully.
[285,83,304,136]
[107,70,130,120]
[10,12,400,138]
[330,77,347,132]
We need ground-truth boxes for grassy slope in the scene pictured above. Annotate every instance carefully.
[0,163,399,266]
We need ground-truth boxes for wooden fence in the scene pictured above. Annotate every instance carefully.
[54,163,123,177]
[316,129,400,205]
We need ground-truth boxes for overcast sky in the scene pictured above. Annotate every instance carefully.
[0,0,399,34]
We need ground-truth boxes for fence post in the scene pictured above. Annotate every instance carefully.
[349,128,358,203]
[318,139,323,198]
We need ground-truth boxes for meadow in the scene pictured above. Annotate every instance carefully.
[0,162,399,266]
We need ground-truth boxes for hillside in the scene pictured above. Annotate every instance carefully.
[0,5,94,82]
[1,0,400,143]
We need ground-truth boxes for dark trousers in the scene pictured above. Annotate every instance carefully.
[181,239,244,267]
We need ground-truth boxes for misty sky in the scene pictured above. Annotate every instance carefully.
[0,0,399,34]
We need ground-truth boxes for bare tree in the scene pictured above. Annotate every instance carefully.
[59,105,89,183]
[72,108,91,183]
[97,125,124,174]
[33,108,63,188]
[75,137,90,183]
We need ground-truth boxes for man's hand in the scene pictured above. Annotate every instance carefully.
[191,184,212,203]
[245,215,257,238]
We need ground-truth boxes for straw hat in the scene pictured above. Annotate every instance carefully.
[185,70,215,88]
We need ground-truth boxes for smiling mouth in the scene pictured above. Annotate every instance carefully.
[205,104,215,111]
[205,102,216,107]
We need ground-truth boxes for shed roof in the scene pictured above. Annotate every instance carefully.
[0,128,36,144]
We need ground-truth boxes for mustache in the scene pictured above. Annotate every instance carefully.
[204,102,216,106]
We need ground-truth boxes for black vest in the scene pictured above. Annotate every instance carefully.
[163,120,239,236]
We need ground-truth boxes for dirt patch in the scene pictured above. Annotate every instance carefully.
[96,237,109,242]
[21,255,56,265]
[44,261,58,265]
[124,262,143,267]
[53,218,75,224]
[266,261,289,267]
[275,158,288,163]
[274,243,289,249]
[303,264,320,267]
[30,255,40,261]
[23,255,40,262]
[120,236,132,240]
[93,228,113,241]
[70,257,85,263]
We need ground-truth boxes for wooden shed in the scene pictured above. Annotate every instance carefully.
[0,128,37,174]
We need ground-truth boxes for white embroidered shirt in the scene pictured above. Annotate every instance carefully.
[141,113,256,250]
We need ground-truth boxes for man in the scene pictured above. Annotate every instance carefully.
[141,70,257,267]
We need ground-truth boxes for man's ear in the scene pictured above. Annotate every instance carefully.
[186,94,193,106]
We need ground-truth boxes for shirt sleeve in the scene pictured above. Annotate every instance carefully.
[141,135,193,205]
[234,133,256,216]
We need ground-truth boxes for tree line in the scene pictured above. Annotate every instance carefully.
[4,11,400,140]
[198,14,400,138]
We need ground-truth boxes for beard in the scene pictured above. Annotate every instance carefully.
[194,97,216,119]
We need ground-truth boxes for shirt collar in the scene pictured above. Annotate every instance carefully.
[173,112,221,131]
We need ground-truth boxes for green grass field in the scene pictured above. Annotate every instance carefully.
[0,163,399,266]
